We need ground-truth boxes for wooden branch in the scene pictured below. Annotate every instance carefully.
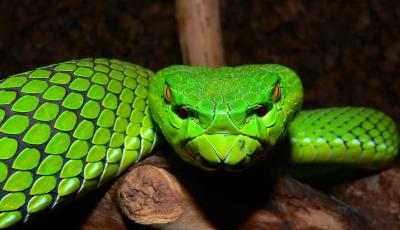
[241,177,367,230]
[117,165,215,230]
[175,0,225,67]
[118,165,185,225]
[81,153,216,230]
[77,152,376,230]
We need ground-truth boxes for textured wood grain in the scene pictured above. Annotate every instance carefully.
[176,0,225,67]
[78,152,371,230]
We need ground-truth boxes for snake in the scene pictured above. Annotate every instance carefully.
[0,58,398,228]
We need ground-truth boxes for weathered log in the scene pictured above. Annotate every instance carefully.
[240,177,368,230]
[80,152,216,230]
[76,152,371,230]
[117,165,215,230]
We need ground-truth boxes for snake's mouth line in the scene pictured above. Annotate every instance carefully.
[180,133,267,171]
[181,133,265,147]
[196,154,251,171]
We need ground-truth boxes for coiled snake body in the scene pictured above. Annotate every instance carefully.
[0,59,398,228]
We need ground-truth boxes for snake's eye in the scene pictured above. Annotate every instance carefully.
[272,82,281,102]
[164,85,172,103]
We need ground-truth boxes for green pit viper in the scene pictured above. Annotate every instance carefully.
[0,58,398,228]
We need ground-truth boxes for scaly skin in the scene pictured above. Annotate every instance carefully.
[289,107,398,168]
[0,59,158,228]
[148,64,303,170]
[0,58,398,228]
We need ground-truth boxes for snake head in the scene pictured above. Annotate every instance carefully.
[149,64,303,171]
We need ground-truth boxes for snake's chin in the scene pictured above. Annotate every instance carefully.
[181,134,264,171]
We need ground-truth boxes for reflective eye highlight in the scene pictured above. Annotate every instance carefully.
[272,82,281,102]
[163,85,172,103]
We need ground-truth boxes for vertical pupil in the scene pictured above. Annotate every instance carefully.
[164,85,172,103]
[273,83,281,101]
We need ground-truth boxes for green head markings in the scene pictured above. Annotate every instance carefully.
[149,64,304,170]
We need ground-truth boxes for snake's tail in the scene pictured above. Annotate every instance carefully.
[0,59,158,228]
[288,107,399,168]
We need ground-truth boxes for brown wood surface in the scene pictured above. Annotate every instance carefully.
[77,152,378,230]
[175,0,225,67]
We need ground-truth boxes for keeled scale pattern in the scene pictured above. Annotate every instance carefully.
[149,65,303,168]
[0,59,157,228]
[289,107,398,167]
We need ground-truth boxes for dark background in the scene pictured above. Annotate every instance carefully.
[0,0,399,229]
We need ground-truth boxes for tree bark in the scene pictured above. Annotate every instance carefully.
[78,152,377,230]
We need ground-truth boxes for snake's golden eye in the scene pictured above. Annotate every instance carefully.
[164,85,173,103]
[272,82,281,102]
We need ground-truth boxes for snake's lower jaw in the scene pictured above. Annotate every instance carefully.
[186,134,262,171]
